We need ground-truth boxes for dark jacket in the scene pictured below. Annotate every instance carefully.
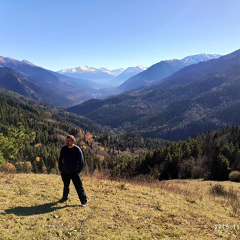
[58,145,84,173]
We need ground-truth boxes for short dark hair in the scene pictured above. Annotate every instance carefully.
[66,135,75,142]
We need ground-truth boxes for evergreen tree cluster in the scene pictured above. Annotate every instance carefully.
[139,126,240,181]
[97,126,240,181]
[96,132,167,153]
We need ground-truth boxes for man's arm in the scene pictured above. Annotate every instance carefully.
[77,147,84,173]
[58,148,64,172]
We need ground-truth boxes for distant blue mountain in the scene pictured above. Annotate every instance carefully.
[119,54,221,91]
[0,56,97,106]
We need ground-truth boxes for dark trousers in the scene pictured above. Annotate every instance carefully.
[61,171,87,204]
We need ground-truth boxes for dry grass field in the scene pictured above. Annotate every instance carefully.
[1,172,240,239]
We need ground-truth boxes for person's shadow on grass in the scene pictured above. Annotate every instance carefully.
[5,201,78,216]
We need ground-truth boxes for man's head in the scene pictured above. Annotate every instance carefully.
[66,135,75,148]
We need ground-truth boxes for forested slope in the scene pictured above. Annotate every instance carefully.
[0,88,166,174]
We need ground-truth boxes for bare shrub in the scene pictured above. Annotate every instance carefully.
[210,184,226,196]
[210,184,240,215]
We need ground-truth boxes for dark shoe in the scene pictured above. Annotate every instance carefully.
[81,202,87,207]
[59,198,68,203]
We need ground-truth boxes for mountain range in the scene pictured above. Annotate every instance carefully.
[0,56,99,106]
[2,50,237,142]
[119,54,220,91]
[112,66,147,86]
[0,67,73,106]
[57,65,147,87]
[56,54,220,99]
[0,53,220,107]
[65,50,240,141]
[57,65,118,83]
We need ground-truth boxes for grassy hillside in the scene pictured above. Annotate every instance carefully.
[1,173,240,239]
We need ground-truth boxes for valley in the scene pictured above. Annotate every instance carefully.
[65,49,240,141]
[1,49,240,182]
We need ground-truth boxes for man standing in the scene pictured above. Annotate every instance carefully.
[58,135,87,207]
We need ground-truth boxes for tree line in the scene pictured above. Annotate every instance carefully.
[1,122,240,182]
[101,126,240,181]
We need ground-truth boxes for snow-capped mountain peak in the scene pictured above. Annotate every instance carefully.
[58,68,77,73]
[137,65,147,71]
[76,66,97,73]
[57,65,126,82]
[181,53,221,65]
[98,67,113,75]
[58,66,98,74]
[110,65,147,85]
[57,64,127,82]
[123,65,147,73]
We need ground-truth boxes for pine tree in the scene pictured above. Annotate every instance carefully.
[0,123,35,161]
[210,151,230,180]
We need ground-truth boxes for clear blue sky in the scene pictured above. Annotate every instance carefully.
[1,0,240,71]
